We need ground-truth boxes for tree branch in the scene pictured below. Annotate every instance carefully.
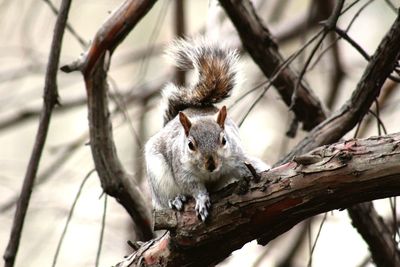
[277,9,400,165]
[348,202,400,266]
[273,9,400,266]
[219,0,327,131]
[3,0,71,266]
[116,132,400,267]
[62,0,158,240]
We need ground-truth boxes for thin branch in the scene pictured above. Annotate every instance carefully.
[95,194,107,267]
[291,0,344,108]
[325,31,345,110]
[307,214,327,267]
[219,0,327,131]
[41,0,87,48]
[3,0,72,266]
[334,26,400,83]
[52,170,94,267]
[277,9,400,165]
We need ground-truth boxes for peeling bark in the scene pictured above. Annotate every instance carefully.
[116,133,400,267]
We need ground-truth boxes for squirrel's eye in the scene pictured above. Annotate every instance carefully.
[188,141,195,151]
[221,136,227,146]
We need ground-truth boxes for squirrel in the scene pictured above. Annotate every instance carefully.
[145,38,269,221]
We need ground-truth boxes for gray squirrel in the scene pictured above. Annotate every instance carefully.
[145,38,269,221]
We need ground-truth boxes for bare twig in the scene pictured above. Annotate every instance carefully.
[3,0,72,266]
[277,9,400,165]
[275,219,312,267]
[41,0,87,48]
[307,214,327,267]
[334,26,400,83]
[52,170,94,267]
[325,31,345,109]
[95,194,108,267]
[291,0,344,109]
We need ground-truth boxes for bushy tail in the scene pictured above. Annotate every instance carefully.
[162,38,240,125]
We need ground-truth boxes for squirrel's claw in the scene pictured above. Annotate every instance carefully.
[168,195,187,210]
[195,193,211,221]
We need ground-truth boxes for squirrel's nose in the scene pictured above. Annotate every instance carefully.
[206,156,216,172]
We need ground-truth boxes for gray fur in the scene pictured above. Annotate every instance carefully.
[145,40,269,221]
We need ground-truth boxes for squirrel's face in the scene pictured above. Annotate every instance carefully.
[179,106,229,174]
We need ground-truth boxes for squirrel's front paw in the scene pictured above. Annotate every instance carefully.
[195,193,211,221]
[168,195,187,210]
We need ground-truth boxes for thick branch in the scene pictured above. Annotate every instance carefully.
[219,0,327,131]
[116,133,400,266]
[85,56,153,240]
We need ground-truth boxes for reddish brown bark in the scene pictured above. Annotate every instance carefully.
[116,133,400,267]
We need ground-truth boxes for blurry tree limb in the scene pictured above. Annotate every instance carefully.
[174,0,185,86]
[62,0,157,241]
[348,202,400,267]
[3,0,71,266]
[219,0,327,131]
[116,133,400,267]
[325,31,345,110]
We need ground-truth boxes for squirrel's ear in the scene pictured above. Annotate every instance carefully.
[216,106,227,129]
[179,111,192,136]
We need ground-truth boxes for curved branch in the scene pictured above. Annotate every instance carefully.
[85,56,153,240]
[62,0,158,240]
[116,132,400,266]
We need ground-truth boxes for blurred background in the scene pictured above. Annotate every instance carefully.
[0,0,399,266]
